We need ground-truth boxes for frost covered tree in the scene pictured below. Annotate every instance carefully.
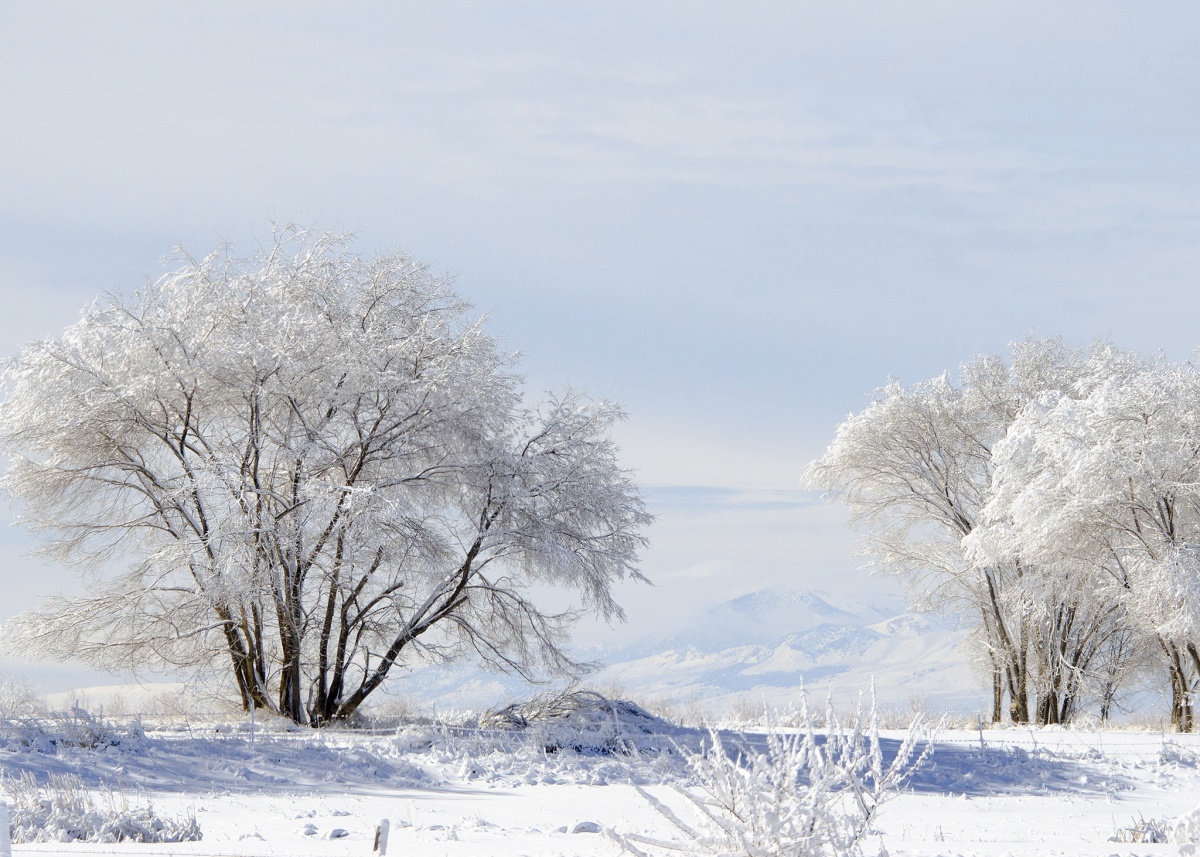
[806,339,1129,725]
[0,229,651,724]
[975,358,1200,730]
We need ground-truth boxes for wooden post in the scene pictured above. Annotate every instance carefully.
[373,819,390,855]
[0,799,12,857]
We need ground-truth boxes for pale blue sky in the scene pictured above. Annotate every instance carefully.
[2,2,1199,688]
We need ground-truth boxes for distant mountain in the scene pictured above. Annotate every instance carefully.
[590,588,980,716]
[395,586,984,717]
[727,588,872,621]
[690,586,909,651]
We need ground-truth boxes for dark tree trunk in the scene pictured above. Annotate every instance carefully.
[1165,640,1194,732]
[1036,690,1060,726]
[992,666,1004,725]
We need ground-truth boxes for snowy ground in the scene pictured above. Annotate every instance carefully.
[1,710,1199,857]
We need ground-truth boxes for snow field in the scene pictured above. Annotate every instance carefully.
[2,713,1200,856]
[883,729,1200,856]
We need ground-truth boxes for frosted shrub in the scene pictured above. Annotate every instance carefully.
[611,690,931,857]
[0,707,145,754]
[1174,803,1200,854]
[3,772,201,843]
[52,706,145,751]
[0,675,44,718]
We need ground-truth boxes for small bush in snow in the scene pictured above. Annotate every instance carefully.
[3,772,201,843]
[0,707,145,754]
[1109,814,1170,844]
[0,675,44,718]
[610,689,931,857]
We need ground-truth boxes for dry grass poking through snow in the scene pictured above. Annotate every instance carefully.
[2,771,201,844]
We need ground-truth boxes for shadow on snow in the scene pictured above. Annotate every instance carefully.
[0,719,1134,800]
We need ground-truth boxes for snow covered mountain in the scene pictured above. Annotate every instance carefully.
[589,587,982,716]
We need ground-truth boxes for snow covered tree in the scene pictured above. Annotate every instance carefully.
[976,359,1200,730]
[0,229,651,724]
[806,338,1129,725]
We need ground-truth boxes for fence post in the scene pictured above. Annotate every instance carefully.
[373,818,390,855]
[0,798,12,857]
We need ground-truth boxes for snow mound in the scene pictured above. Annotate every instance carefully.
[1162,741,1200,767]
[480,690,673,755]
[1175,802,1200,852]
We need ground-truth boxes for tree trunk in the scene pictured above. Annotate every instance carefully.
[1100,681,1115,722]
[1007,668,1029,723]
[1036,690,1060,726]
[277,625,305,724]
[215,604,272,713]
[1058,691,1076,725]
[1165,641,1194,732]
[992,666,1004,725]
[1006,628,1030,724]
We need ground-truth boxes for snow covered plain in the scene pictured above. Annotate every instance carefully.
[2,706,1200,857]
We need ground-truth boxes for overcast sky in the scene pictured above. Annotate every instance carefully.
[2,3,1199,690]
